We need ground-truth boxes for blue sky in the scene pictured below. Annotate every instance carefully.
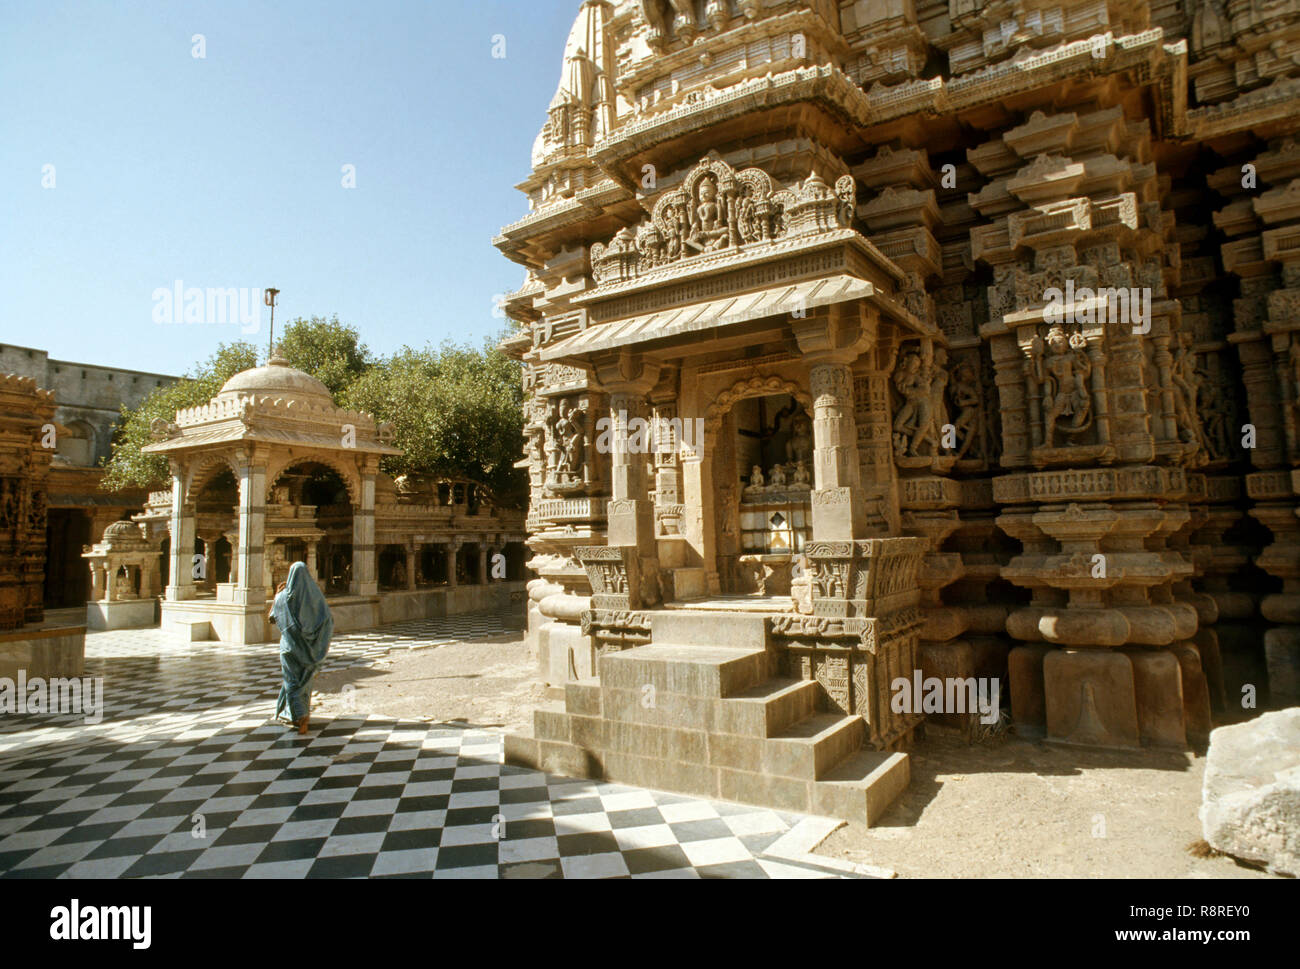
[0,0,577,376]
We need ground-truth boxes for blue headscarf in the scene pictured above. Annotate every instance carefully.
[273,561,333,665]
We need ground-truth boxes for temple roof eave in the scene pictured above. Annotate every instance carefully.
[142,429,402,458]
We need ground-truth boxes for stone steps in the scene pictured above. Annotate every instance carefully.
[506,633,911,826]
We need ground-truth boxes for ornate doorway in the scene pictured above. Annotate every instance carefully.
[706,377,813,596]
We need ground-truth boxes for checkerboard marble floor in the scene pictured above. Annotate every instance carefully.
[0,617,870,879]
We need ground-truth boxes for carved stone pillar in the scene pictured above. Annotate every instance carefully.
[90,563,106,601]
[306,540,319,584]
[582,351,664,613]
[165,464,197,601]
[807,358,867,541]
[446,541,461,588]
[405,542,417,590]
[233,458,267,606]
[351,465,377,596]
[224,530,239,585]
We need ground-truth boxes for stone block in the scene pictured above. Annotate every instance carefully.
[714,678,819,738]
[532,704,570,742]
[1201,708,1300,877]
[1008,643,1052,737]
[567,713,608,751]
[1044,649,1140,748]
[1194,628,1227,713]
[764,714,865,780]
[921,639,975,731]
[814,750,910,826]
[1264,626,1300,703]
[1125,648,1186,748]
[537,739,602,779]
[706,732,765,772]
[564,678,602,717]
[503,733,540,771]
[717,767,812,814]
[1171,642,1213,747]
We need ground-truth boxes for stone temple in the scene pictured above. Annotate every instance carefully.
[496,0,1300,821]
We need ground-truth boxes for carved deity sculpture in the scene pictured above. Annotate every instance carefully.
[552,402,586,483]
[1171,336,1205,450]
[787,415,813,466]
[792,461,810,486]
[749,464,764,487]
[1197,371,1232,461]
[1033,324,1093,447]
[769,463,787,487]
[0,479,18,531]
[949,361,985,460]
[892,350,935,456]
[114,568,136,600]
[688,178,730,253]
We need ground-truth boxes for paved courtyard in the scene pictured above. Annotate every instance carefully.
[0,618,871,879]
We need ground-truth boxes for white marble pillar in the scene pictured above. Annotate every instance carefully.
[165,469,197,601]
[234,461,268,606]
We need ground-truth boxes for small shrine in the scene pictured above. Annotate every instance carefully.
[81,520,162,630]
[142,353,528,644]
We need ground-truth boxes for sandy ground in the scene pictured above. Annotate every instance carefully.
[309,631,544,737]
[307,636,1279,878]
[814,727,1278,878]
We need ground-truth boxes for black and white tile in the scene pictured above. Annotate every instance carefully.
[0,618,875,879]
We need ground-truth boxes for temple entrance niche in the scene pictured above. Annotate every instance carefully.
[712,386,814,596]
[266,462,351,594]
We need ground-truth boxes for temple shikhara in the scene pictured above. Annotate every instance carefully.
[496,0,1300,821]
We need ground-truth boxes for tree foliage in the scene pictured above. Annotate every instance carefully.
[103,321,525,507]
[341,341,525,504]
[102,342,258,492]
[274,315,373,396]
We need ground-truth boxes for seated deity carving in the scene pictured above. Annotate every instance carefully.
[687,178,730,253]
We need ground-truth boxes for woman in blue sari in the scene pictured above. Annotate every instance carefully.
[270,561,334,735]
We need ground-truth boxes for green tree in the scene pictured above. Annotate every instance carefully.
[103,325,527,509]
[342,340,525,503]
[275,315,373,396]
[102,342,259,491]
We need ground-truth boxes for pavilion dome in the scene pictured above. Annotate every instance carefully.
[217,353,335,406]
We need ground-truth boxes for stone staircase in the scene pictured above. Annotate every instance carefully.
[505,610,910,825]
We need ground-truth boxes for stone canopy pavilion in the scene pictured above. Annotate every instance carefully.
[143,353,527,644]
[496,0,1300,823]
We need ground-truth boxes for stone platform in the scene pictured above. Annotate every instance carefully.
[86,597,157,631]
[0,619,86,680]
[161,582,526,643]
[506,611,910,826]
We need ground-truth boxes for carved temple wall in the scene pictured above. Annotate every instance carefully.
[498,0,1300,758]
